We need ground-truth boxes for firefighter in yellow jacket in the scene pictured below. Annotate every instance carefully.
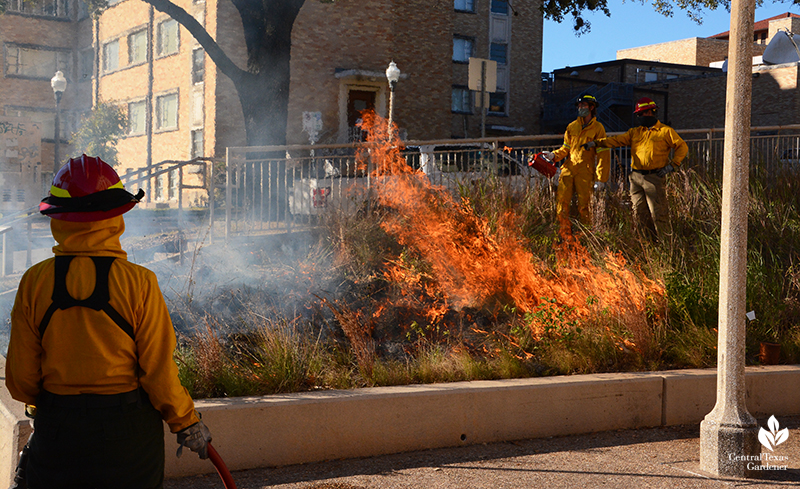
[6,155,211,489]
[543,94,610,234]
[583,97,688,239]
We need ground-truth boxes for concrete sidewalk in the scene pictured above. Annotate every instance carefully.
[165,415,800,489]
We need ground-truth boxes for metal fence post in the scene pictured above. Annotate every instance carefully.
[491,140,498,175]
[178,163,184,224]
[2,228,13,277]
[26,219,32,268]
[226,147,232,241]
[208,159,214,244]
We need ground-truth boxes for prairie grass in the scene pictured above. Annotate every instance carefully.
[174,163,800,399]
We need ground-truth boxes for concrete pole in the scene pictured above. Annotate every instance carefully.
[699,0,760,478]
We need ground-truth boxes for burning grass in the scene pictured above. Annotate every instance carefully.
[173,114,800,399]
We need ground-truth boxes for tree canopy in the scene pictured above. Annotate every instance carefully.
[541,0,731,35]
[69,102,127,166]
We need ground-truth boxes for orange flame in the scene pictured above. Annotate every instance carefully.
[357,112,664,348]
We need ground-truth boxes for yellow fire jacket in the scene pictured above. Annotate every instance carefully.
[552,117,611,182]
[6,216,199,433]
[595,121,688,171]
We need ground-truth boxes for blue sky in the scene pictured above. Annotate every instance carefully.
[542,1,800,72]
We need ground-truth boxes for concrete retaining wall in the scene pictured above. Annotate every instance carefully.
[1,361,798,482]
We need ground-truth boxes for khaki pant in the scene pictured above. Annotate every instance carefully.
[629,170,670,239]
[557,171,593,231]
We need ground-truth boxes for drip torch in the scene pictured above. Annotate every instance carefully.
[528,152,558,178]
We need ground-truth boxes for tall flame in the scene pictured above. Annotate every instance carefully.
[357,112,664,348]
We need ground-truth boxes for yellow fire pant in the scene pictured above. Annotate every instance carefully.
[557,171,594,229]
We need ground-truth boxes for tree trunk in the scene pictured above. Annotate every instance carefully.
[143,0,304,147]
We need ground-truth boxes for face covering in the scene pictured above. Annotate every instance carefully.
[577,108,591,118]
[637,115,657,127]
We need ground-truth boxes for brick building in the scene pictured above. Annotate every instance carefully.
[616,37,745,68]
[544,60,723,133]
[287,0,543,144]
[2,0,545,207]
[543,12,800,132]
[0,0,91,208]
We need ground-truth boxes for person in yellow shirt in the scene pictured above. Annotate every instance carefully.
[6,155,211,489]
[583,97,688,240]
[543,94,610,235]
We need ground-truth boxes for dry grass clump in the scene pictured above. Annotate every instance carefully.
[173,147,800,399]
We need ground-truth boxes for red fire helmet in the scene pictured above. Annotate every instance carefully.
[39,154,144,222]
[634,97,658,114]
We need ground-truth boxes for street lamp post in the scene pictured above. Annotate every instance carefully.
[51,70,67,175]
[385,61,400,129]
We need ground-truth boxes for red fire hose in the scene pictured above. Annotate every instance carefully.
[208,442,238,489]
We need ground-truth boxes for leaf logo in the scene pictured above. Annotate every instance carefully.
[758,415,790,451]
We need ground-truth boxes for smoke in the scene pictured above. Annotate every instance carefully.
[121,211,332,336]
[0,207,333,355]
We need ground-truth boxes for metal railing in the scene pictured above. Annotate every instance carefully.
[220,125,800,239]
[4,125,792,260]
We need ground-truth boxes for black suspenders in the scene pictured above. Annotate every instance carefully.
[38,256,135,341]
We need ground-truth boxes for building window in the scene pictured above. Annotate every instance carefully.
[452,87,472,114]
[453,36,473,63]
[155,173,166,201]
[489,92,506,115]
[4,45,70,79]
[454,0,474,12]
[490,43,507,65]
[128,29,148,65]
[191,89,204,126]
[644,71,658,82]
[6,0,70,18]
[169,168,179,200]
[191,129,204,158]
[103,40,120,73]
[157,19,179,56]
[156,92,178,130]
[7,107,71,140]
[77,1,89,20]
[79,49,94,82]
[128,100,146,135]
[191,48,205,84]
[491,0,508,14]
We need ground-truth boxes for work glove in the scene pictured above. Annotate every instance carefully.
[593,181,606,192]
[656,164,674,178]
[542,151,555,161]
[581,141,596,150]
[177,420,212,459]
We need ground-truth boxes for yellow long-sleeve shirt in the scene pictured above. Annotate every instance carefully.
[552,117,611,182]
[6,216,199,433]
[595,121,688,171]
